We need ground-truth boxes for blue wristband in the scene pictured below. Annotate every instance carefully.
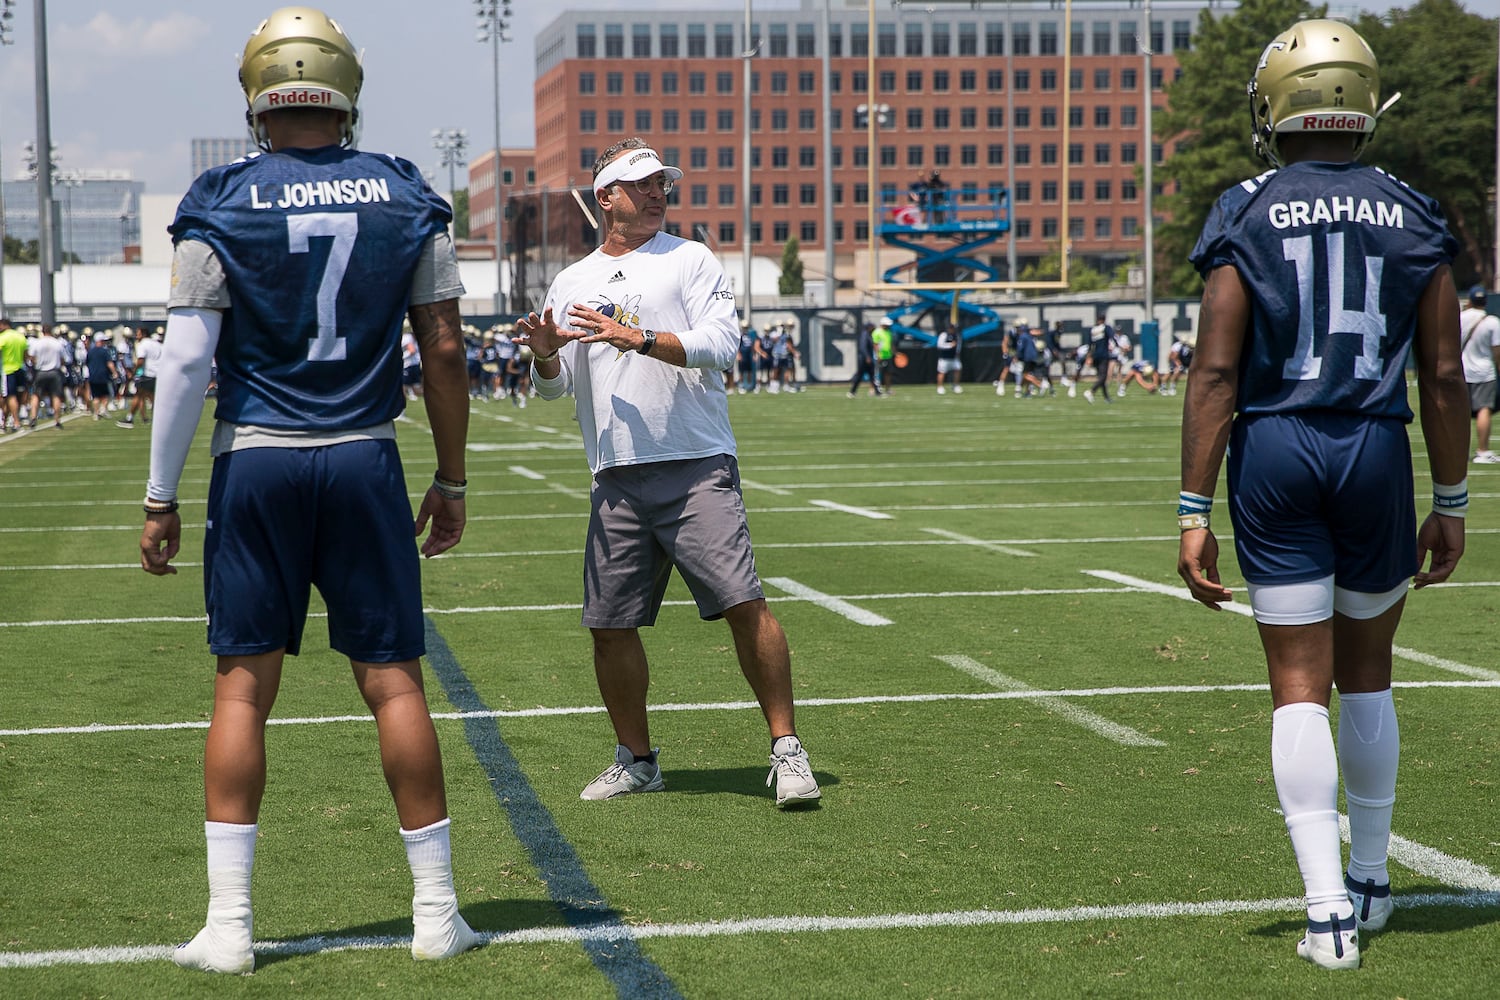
[1177,491,1213,517]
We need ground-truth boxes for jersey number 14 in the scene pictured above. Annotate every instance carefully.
[1281,231,1384,383]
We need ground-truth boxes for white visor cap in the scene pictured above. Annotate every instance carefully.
[593,148,684,197]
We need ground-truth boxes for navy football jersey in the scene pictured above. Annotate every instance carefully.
[170,147,452,430]
[1190,162,1456,420]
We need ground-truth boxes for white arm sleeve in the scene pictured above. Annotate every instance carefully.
[146,307,222,501]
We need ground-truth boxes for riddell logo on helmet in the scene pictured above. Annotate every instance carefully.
[266,90,333,107]
[1299,114,1368,130]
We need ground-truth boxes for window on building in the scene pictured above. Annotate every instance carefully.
[1068,180,1084,201]
[715,71,733,95]
[986,22,1004,55]
[852,70,868,92]
[689,72,706,94]
[771,71,788,94]
[772,184,790,205]
[853,146,868,167]
[1173,19,1192,51]
[831,146,842,167]
[934,107,951,129]
[1094,69,1111,93]
[1121,142,1138,164]
[606,109,624,131]
[1094,180,1111,201]
[720,221,736,244]
[1039,21,1058,55]
[687,23,706,57]
[771,109,788,131]
[879,70,897,93]
[877,22,896,56]
[605,24,624,58]
[799,109,816,130]
[606,72,623,95]
[799,71,816,94]
[718,146,735,168]
[660,24,679,57]
[1072,21,1085,56]
[796,23,816,57]
[799,183,818,205]
[750,71,760,94]
[632,24,651,58]
[718,184,736,207]
[1122,178,1138,201]
[854,183,869,204]
[961,107,977,129]
[800,220,817,242]
[933,70,950,92]
[1150,20,1165,53]
[906,69,922,92]
[1014,143,1030,165]
[1015,217,1032,239]
[881,145,897,167]
[959,22,978,56]
[905,23,923,57]
[907,145,924,168]
[750,184,761,206]
[987,69,1004,91]
[579,147,596,171]
[1041,144,1058,165]
[932,23,951,56]
[690,147,707,169]
[577,24,596,58]
[933,145,950,166]
[1118,21,1136,55]
[1070,216,1085,238]
[829,23,842,57]
[773,146,789,168]
[960,70,977,92]
[987,107,1004,128]
[769,23,788,57]
[635,110,652,131]
[1070,69,1083,91]
[1122,216,1139,237]
[578,71,596,95]
[1014,69,1030,91]
[907,107,924,129]
[851,22,868,56]
[1014,181,1031,202]
[987,143,1004,165]
[1151,68,1165,90]
[1041,69,1057,91]
[751,146,761,169]
[690,110,707,131]
[1043,217,1059,239]
[1042,180,1058,202]
[714,23,735,57]
[751,109,761,130]
[830,71,841,93]
[718,109,734,131]
[662,72,678,95]
[960,145,977,166]
[690,184,707,206]
[1094,143,1111,164]
[1095,217,1112,238]
[1070,106,1084,128]
[799,146,817,168]
[634,72,651,95]
[1093,22,1111,55]
[1121,68,1137,90]
[1040,107,1056,128]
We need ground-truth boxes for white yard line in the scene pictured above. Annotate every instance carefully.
[1338,816,1500,892]
[739,478,794,497]
[936,654,1166,747]
[6,890,1498,970]
[508,465,547,481]
[807,499,893,520]
[923,526,1037,557]
[1084,570,1500,682]
[764,577,893,625]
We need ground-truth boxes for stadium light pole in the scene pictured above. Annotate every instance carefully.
[741,0,755,327]
[1142,0,1156,348]
[33,0,56,327]
[475,0,512,316]
[430,127,468,210]
[820,0,834,306]
[0,0,16,314]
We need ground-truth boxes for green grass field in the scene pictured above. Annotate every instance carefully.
[3,380,1498,998]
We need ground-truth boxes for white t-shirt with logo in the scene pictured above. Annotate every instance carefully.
[534,232,739,474]
[1459,305,1500,384]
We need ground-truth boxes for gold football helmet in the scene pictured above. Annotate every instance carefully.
[1248,19,1398,166]
[239,7,363,150]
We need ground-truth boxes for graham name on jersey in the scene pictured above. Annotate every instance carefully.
[1267,197,1404,231]
[249,178,393,210]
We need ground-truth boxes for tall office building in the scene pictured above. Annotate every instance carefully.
[190,137,258,179]
[533,1,1209,285]
[2,171,144,265]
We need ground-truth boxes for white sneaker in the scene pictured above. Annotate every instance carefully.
[1083,389,1094,404]
[1473,451,1500,464]
[580,745,664,800]
[937,386,946,395]
[1296,911,1360,970]
[953,385,962,394]
[1117,386,1126,397]
[1067,385,1076,398]
[767,736,821,808]
[412,898,482,961]
[1345,875,1393,932]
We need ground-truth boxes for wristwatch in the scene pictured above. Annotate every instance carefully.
[638,329,657,355]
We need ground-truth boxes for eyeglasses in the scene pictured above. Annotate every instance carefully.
[628,173,674,196]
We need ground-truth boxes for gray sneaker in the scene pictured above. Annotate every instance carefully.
[767,737,821,807]
[580,745,664,800]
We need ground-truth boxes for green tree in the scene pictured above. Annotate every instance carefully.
[1016,245,1113,292]
[3,235,39,264]
[1154,0,1320,296]
[1355,0,1497,287]
[452,188,470,240]
[778,236,804,295]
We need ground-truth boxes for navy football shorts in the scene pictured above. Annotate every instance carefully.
[1227,411,1416,592]
[202,438,425,661]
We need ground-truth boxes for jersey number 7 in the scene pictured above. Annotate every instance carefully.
[288,212,359,363]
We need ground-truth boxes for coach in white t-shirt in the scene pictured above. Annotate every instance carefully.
[26,325,67,430]
[1459,285,1500,463]
[516,137,820,809]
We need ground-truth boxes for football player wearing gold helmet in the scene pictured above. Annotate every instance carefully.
[140,6,479,974]
[1179,19,1468,970]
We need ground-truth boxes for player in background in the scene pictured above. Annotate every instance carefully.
[1178,20,1468,970]
[1163,334,1193,396]
[136,6,479,973]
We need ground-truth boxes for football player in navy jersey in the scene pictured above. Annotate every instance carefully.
[1178,20,1468,970]
[135,7,478,973]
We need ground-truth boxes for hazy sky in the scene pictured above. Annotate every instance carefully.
[0,0,1495,199]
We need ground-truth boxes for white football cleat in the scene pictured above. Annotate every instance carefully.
[1296,911,1359,970]
[1345,875,1393,932]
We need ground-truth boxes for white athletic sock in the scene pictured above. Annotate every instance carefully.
[1272,703,1353,921]
[401,818,480,960]
[1338,689,1398,886]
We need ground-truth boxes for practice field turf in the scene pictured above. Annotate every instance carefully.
[2,381,1498,998]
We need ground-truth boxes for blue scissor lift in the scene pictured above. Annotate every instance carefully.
[875,185,1011,345]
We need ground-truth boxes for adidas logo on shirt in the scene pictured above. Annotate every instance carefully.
[608,270,626,283]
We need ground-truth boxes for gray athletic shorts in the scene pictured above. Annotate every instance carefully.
[1468,379,1497,415]
[582,454,764,628]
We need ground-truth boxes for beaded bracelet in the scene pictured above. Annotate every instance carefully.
[143,496,180,515]
[432,474,467,501]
